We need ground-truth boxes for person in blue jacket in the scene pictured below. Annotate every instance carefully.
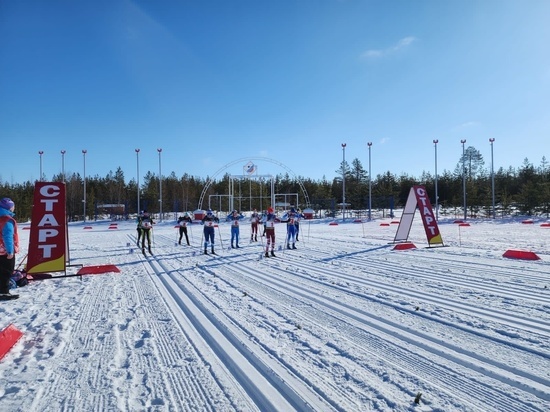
[0,198,19,300]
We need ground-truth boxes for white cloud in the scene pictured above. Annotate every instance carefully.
[452,121,480,132]
[394,36,416,50]
[361,36,417,59]
[362,50,383,58]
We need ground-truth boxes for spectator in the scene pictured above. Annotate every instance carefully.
[0,198,19,300]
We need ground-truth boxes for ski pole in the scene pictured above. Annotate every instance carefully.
[282,227,289,255]
[259,227,264,248]
[217,223,224,250]
[16,253,28,272]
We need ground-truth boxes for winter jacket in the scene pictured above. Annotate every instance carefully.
[0,207,18,255]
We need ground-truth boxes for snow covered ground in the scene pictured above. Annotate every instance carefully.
[1,215,549,411]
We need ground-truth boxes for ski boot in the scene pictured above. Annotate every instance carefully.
[204,248,208,255]
[264,251,269,258]
[292,243,297,249]
[0,293,19,300]
[271,250,276,257]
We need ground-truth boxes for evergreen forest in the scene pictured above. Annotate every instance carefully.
[2,147,549,222]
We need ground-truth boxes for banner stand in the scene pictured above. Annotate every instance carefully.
[26,182,68,276]
[25,182,119,280]
[393,185,444,247]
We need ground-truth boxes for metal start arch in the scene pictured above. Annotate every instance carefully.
[197,157,310,210]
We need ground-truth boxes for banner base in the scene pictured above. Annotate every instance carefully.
[0,324,23,361]
[77,265,121,275]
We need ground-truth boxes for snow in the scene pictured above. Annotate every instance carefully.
[1,216,549,411]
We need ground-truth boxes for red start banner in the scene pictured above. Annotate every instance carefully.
[26,182,67,274]
[394,185,444,247]
[413,185,443,246]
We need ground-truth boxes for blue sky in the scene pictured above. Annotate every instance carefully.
[1,0,549,185]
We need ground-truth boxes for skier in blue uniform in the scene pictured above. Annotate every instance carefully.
[283,207,298,249]
[227,210,243,248]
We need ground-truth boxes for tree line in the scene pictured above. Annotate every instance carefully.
[1,146,548,222]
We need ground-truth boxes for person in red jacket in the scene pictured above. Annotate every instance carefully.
[0,198,19,300]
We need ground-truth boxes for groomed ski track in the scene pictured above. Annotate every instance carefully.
[132,225,549,412]
[4,221,549,412]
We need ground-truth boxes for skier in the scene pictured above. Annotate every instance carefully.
[283,207,298,249]
[136,210,144,246]
[201,209,219,254]
[263,207,277,258]
[250,209,261,242]
[227,210,242,248]
[139,211,154,254]
[177,212,193,245]
[261,209,267,237]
